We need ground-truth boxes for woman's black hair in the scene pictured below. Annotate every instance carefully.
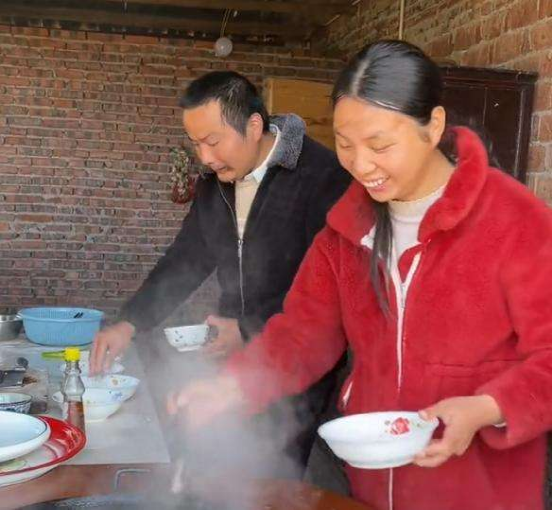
[331,40,443,314]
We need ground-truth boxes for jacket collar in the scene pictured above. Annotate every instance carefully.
[268,114,306,170]
[327,127,490,246]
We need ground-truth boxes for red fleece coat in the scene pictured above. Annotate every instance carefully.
[225,127,552,510]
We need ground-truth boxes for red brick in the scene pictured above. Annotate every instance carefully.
[453,23,482,51]
[539,50,552,77]
[535,174,552,203]
[425,33,452,59]
[529,18,552,50]
[491,29,530,63]
[505,0,539,31]
[534,81,552,111]
[50,29,87,40]
[545,143,552,169]
[124,35,158,45]
[539,0,552,17]
[16,214,53,223]
[480,11,505,40]
[510,53,541,72]
[539,113,552,142]
[527,144,546,171]
[86,32,124,42]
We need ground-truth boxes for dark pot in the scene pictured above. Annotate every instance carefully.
[20,493,226,510]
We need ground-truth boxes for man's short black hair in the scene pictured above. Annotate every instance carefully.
[179,71,270,135]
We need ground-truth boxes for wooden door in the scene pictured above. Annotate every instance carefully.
[263,78,335,150]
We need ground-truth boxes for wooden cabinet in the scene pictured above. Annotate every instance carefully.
[265,68,537,183]
[441,66,537,183]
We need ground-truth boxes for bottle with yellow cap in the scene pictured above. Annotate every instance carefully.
[61,347,86,433]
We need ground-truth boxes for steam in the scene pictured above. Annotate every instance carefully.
[137,322,308,510]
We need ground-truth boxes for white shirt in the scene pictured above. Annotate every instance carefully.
[235,124,281,239]
[389,184,446,260]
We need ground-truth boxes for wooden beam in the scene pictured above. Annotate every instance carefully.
[0,4,313,39]
[99,0,351,17]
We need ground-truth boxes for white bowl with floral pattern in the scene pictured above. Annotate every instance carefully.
[318,411,438,469]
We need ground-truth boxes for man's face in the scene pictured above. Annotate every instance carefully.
[182,100,263,183]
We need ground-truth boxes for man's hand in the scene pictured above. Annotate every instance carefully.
[413,394,503,468]
[90,321,135,375]
[167,375,244,430]
[203,315,244,359]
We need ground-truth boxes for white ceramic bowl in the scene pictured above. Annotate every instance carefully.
[80,375,140,401]
[164,324,209,352]
[0,393,32,414]
[59,359,124,376]
[318,411,438,469]
[52,388,124,422]
[0,411,51,462]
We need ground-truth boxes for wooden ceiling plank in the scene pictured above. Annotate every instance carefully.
[0,4,312,38]
[99,0,349,17]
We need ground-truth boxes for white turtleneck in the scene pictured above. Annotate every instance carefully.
[389,184,446,260]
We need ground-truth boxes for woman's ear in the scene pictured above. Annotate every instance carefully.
[246,113,265,142]
[428,106,447,147]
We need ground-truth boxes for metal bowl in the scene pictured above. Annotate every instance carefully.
[0,315,23,341]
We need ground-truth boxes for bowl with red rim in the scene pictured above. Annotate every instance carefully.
[318,411,438,469]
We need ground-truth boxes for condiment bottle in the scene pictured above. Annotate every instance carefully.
[61,347,86,433]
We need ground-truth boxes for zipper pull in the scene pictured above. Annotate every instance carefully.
[400,283,406,310]
[237,238,243,259]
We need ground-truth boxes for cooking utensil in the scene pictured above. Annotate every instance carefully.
[0,357,29,388]
[0,314,23,341]
[73,312,84,319]
[167,414,192,495]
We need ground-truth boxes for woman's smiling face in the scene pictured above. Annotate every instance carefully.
[333,96,446,202]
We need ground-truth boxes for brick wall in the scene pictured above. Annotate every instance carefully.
[0,26,342,320]
[321,0,552,203]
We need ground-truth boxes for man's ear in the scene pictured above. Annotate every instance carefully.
[246,113,265,141]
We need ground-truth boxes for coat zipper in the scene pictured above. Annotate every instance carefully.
[390,251,422,391]
[386,243,427,510]
[217,181,245,316]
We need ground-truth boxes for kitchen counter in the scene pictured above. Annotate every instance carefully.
[0,337,170,465]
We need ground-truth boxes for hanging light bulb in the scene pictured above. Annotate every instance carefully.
[214,36,233,58]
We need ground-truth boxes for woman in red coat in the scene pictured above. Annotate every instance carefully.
[169,41,552,510]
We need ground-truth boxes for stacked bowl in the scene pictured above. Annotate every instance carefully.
[0,412,51,464]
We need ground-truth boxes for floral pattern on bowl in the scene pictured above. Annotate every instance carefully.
[0,393,32,414]
[386,417,411,435]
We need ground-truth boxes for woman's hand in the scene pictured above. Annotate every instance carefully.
[167,375,244,430]
[413,394,503,468]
